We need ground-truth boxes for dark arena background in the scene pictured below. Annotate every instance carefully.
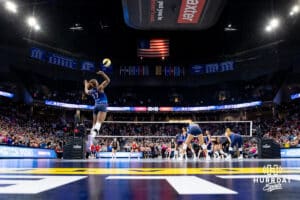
[1,0,300,200]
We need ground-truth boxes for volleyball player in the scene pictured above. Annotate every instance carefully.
[84,71,110,147]
[178,127,188,160]
[225,128,243,160]
[110,138,119,159]
[212,137,227,159]
[190,139,198,160]
[182,123,209,161]
[202,130,212,160]
[91,143,96,158]
[180,128,197,160]
[129,140,139,159]
[168,138,177,159]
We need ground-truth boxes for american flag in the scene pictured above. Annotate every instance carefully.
[137,39,169,58]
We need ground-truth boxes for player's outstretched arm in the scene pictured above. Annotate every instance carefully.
[84,80,91,95]
[96,71,110,90]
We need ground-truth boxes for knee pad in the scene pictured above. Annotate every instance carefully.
[201,144,207,150]
[229,147,233,151]
[238,147,243,152]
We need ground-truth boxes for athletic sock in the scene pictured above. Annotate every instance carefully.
[94,122,101,131]
[90,125,95,134]
[229,147,234,156]
[239,148,243,157]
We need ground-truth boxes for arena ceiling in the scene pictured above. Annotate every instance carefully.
[0,0,300,64]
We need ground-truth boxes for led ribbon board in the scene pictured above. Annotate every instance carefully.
[0,91,14,98]
[291,93,300,100]
[45,100,262,112]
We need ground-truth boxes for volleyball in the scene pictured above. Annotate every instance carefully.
[102,58,111,67]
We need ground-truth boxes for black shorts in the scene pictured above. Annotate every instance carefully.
[112,147,117,150]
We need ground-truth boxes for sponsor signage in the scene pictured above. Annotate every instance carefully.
[0,145,57,158]
[177,0,206,24]
[281,148,300,158]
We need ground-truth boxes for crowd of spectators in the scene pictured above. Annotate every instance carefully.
[0,100,300,159]
[258,118,300,148]
[0,104,64,153]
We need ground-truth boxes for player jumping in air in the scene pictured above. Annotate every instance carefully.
[84,71,110,148]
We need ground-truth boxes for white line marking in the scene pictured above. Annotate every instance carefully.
[106,176,237,195]
[0,175,87,194]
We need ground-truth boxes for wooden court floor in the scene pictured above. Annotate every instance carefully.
[0,158,299,200]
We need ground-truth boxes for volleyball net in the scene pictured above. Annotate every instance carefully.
[95,120,253,139]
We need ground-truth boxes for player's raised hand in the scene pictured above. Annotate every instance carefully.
[96,71,104,75]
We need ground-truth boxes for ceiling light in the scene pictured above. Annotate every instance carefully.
[4,1,17,13]
[270,18,279,28]
[292,5,299,13]
[224,24,237,32]
[26,17,41,31]
[34,24,41,31]
[265,18,280,33]
[265,25,272,32]
[69,23,83,31]
[27,17,37,27]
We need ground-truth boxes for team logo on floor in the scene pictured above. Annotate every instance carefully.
[253,164,292,192]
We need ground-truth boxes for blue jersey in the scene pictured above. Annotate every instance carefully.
[176,133,187,144]
[229,132,240,141]
[205,136,211,144]
[187,124,202,136]
[229,132,243,148]
[89,88,108,105]
[205,136,212,149]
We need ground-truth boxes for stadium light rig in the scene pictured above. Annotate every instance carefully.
[69,23,83,31]
[224,24,237,32]
[290,5,299,16]
[4,1,17,13]
[265,18,280,33]
[26,16,41,31]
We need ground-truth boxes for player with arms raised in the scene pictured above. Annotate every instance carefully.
[84,71,110,147]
